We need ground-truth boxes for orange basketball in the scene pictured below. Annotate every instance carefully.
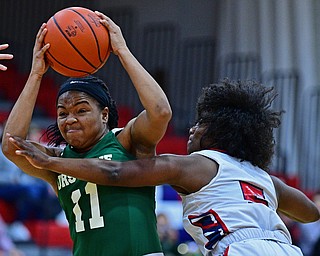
[44,7,111,77]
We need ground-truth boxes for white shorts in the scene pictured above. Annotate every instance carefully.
[211,228,303,256]
[224,239,303,256]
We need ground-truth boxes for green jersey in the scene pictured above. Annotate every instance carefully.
[57,131,162,255]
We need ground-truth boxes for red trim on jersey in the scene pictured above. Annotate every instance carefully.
[209,148,227,153]
[188,209,229,250]
[239,181,269,206]
[223,246,230,256]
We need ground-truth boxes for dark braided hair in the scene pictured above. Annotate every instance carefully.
[195,78,282,171]
[44,76,118,146]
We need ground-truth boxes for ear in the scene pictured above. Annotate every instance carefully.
[102,107,109,123]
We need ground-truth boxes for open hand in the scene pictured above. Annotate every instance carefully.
[7,133,51,169]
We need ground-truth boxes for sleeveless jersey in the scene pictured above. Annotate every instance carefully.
[56,131,162,256]
[179,150,292,255]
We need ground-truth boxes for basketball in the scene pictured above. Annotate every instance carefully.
[44,7,111,77]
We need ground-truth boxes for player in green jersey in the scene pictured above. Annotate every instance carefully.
[2,12,171,256]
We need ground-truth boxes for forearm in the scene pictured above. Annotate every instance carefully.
[287,193,320,223]
[10,134,182,188]
[273,176,320,223]
[3,23,49,145]
[44,157,163,187]
[278,203,319,223]
[2,73,42,150]
[46,157,121,185]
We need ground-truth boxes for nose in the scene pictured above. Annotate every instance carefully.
[66,116,78,124]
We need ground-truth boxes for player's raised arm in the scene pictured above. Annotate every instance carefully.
[96,11,172,157]
[1,24,58,189]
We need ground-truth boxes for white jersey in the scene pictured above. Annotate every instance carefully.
[179,150,293,255]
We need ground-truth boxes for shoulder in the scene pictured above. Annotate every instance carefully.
[115,119,157,158]
[169,153,218,194]
[160,152,215,165]
[191,149,228,165]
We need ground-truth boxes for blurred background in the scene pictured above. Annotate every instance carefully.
[0,0,320,255]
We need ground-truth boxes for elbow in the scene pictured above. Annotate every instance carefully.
[100,162,139,187]
[157,104,172,123]
[312,208,320,222]
[307,199,320,222]
[102,163,123,185]
[108,168,121,182]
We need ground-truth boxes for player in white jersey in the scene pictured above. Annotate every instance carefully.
[182,149,301,255]
[9,78,320,255]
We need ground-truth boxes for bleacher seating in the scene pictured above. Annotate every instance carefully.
[25,220,72,249]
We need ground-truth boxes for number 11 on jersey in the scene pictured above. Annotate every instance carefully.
[72,183,104,232]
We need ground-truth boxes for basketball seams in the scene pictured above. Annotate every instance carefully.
[51,14,97,70]
[46,50,89,76]
[69,8,104,63]
[44,6,110,77]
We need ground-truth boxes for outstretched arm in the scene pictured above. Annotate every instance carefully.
[271,175,320,223]
[1,24,59,190]
[96,12,172,157]
[0,43,14,71]
[9,134,217,194]
[9,134,184,187]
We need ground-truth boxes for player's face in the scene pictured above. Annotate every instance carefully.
[187,122,207,154]
[57,91,109,152]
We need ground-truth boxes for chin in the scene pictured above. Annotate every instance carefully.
[67,139,82,148]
